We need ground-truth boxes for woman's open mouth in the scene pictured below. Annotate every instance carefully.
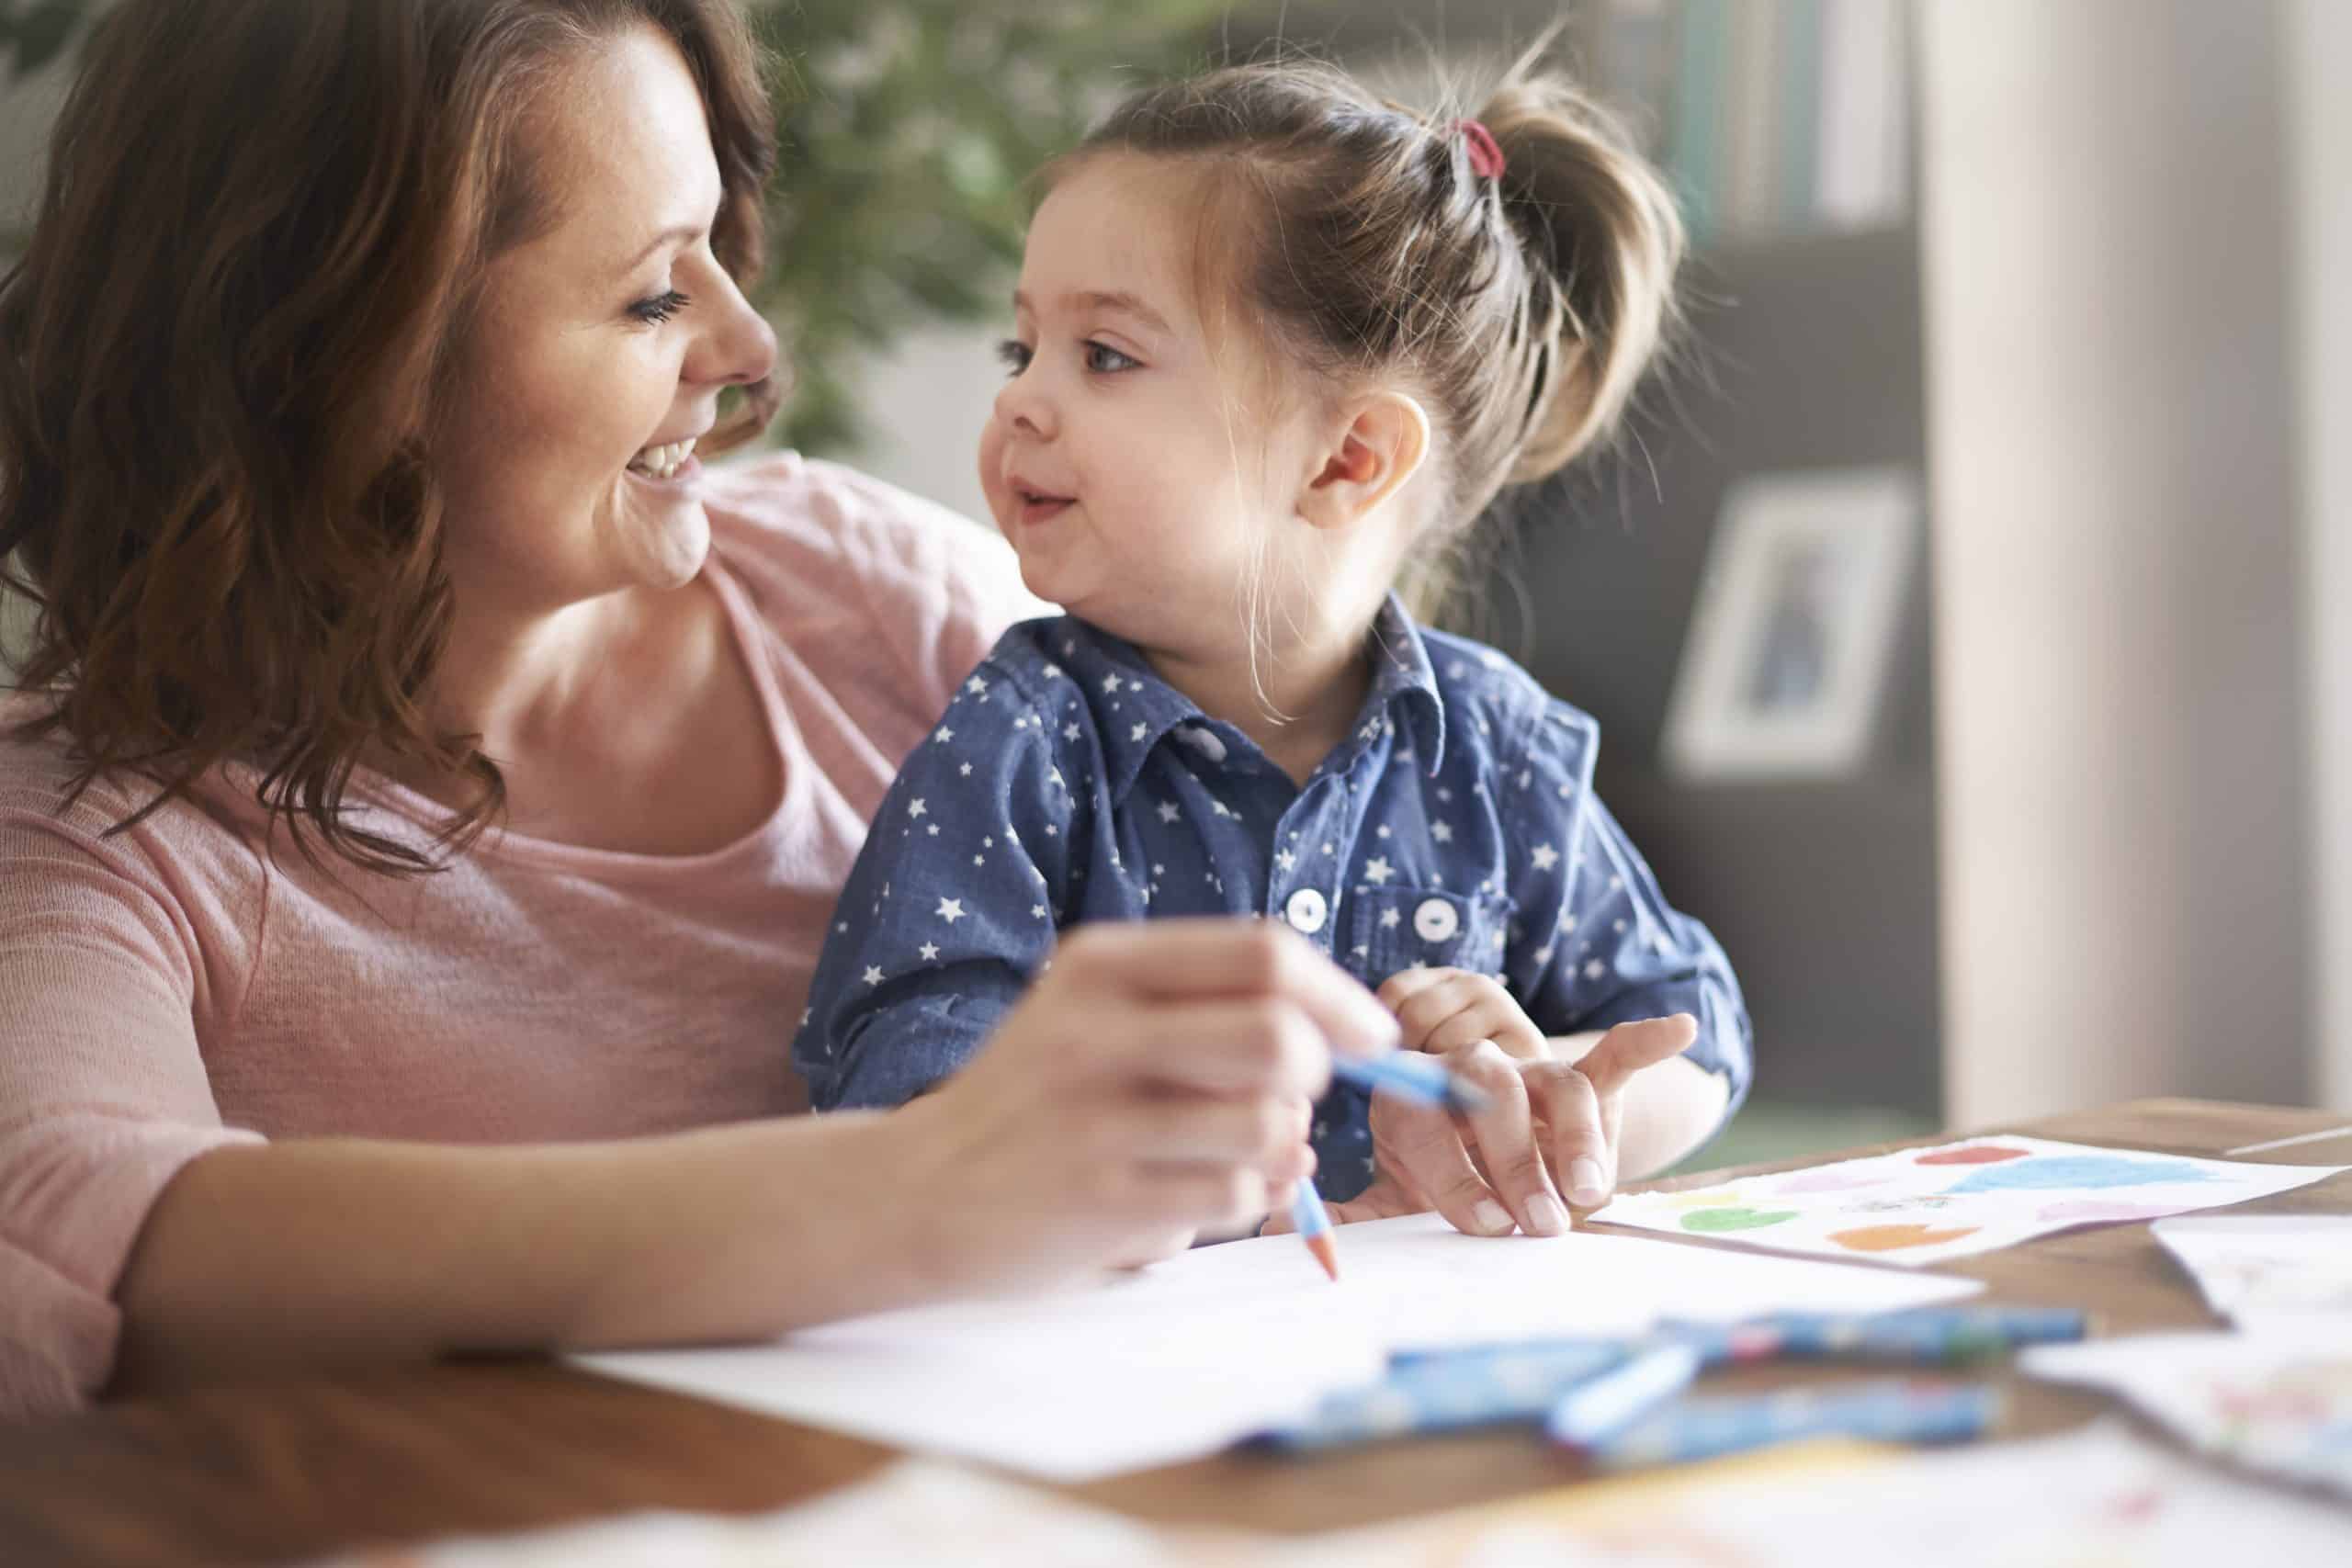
[627,435,701,488]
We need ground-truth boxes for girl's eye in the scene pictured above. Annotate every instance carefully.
[629,289,692,325]
[1084,341,1139,374]
[996,338,1034,377]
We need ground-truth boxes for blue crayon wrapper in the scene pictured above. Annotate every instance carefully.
[1667,1306,2086,1368]
[1253,1341,1629,1451]
[1581,1379,2001,1471]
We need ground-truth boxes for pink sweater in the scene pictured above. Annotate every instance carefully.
[0,455,1035,1419]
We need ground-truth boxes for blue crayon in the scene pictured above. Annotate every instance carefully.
[1665,1305,2088,1368]
[1330,1049,1489,1114]
[1545,1342,1704,1449]
[1292,1181,1340,1282]
[1576,1379,2002,1471]
[1253,1341,1629,1451]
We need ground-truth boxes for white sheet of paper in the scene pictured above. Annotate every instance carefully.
[1589,1135,2345,1266]
[2024,1328,2352,1498]
[2153,1214,2352,1327]
[575,1214,1977,1481]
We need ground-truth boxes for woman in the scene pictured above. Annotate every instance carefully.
[0,0,1692,1421]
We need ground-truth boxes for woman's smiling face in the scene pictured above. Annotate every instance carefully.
[433,23,778,614]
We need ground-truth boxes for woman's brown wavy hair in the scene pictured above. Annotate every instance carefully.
[0,0,782,874]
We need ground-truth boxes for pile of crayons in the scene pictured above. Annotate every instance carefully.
[1249,1304,2086,1469]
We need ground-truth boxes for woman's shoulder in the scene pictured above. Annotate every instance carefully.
[0,698,270,911]
[702,451,1042,629]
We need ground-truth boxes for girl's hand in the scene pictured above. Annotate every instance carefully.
[1268,966,1697,1240]
[896,919,1396,1294]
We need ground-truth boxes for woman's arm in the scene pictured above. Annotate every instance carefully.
[113,921,1396,1399]
[110,1113,924,1394]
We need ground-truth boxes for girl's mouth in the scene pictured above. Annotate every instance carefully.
[1012,483,1074,525]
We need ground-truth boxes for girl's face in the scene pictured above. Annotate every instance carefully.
[978,156,1330,657]
[433,25,779,616]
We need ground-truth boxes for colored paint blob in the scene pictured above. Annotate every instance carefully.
[1774,1168,1894,1195]
[1680,1207,1801,1235]
[1916,1145,2031,1167]
[1829,1224,1982,1253]
[1946,1155,2219,1194]
[2035,1200,2186,1225]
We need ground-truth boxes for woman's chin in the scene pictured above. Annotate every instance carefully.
[614,491,711,592]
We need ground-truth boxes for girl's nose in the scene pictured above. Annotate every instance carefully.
[994,371,1056,441]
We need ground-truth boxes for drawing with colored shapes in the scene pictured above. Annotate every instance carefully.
[1589,1136,2343,1267]
[2152,1215,2352,1327]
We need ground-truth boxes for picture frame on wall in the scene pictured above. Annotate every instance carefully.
[1662,466,1918,782]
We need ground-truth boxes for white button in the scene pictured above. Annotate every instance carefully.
[1175,725,1228,763]
[1413,897,1459,942]
[1284,888,1329,934]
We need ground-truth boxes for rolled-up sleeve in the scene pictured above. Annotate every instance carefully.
[0,798,263,1417]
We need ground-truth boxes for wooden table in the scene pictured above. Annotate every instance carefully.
[5,1098,2346,1566]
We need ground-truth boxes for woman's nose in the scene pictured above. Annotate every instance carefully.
[690,277,779,389]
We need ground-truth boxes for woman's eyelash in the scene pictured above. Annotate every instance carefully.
[630,289,691,325]
[996,338,1032,375]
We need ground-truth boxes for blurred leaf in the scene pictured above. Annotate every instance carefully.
[2,0,89,79]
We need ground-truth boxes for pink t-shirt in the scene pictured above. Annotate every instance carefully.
[0,454,1036,1419]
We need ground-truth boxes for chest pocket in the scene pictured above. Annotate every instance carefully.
[1349,885,1513,985]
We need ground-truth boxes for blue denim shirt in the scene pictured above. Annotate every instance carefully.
[793,597,1750,1201]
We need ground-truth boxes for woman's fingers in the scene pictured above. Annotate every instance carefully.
[1363,1090,1517,1236]
[1063,921,1398,1057]
[1442,1042,1572,1235]
[1116,1091,1313,1168]
[1523,1060,1613,1209]
[1110,999,1333,1101]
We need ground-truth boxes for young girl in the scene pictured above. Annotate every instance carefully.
[794,51,1750,1236]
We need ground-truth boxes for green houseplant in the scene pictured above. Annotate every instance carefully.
[2,0,1225,452]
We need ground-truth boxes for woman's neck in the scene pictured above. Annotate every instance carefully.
[1142,622,1377,789]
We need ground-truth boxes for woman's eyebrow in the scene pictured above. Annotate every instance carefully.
[617,223,702,277]
[1011,288,1173,334]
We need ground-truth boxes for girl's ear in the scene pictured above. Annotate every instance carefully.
[1296,390,1431,532]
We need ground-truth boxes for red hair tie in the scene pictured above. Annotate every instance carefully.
[1453,118,1506,180]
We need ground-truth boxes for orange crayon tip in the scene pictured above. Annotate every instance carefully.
[1306,1232,1340,1283]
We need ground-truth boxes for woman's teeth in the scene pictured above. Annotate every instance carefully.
[628,436,696,479]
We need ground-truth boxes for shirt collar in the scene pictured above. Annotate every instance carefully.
[1061,594,1448,805]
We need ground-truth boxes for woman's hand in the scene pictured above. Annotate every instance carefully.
[1268,966,1697,1240]
[894,919,1400,1295]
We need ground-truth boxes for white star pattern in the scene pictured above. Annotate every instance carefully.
[934,726,954,743]
[1532,843,1560,872]
[926,824,939,836]
[1042,662,1062,680]
[1130,723,1148,742]
[966,675,989,695]
[936,897,966,923]
[1064,723,1081,741]
[861,965,885,987]
[1158,801,1182,824]
[959,762,973,776]
[919,942,939,962]
[1102,673,1124,694]
[1276,850,1296,871]
[1432,822,1453,843]
[1376,825,1392,839]
[908,798,927,819]
[1585,959,1607,980]
[1032,904,1048,919]
[1363,856,1395,885]
[1380,908,1401,929]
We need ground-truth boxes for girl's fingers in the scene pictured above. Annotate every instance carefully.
[1577,1014,1699,1099]
[1523,1061,1612,1208]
